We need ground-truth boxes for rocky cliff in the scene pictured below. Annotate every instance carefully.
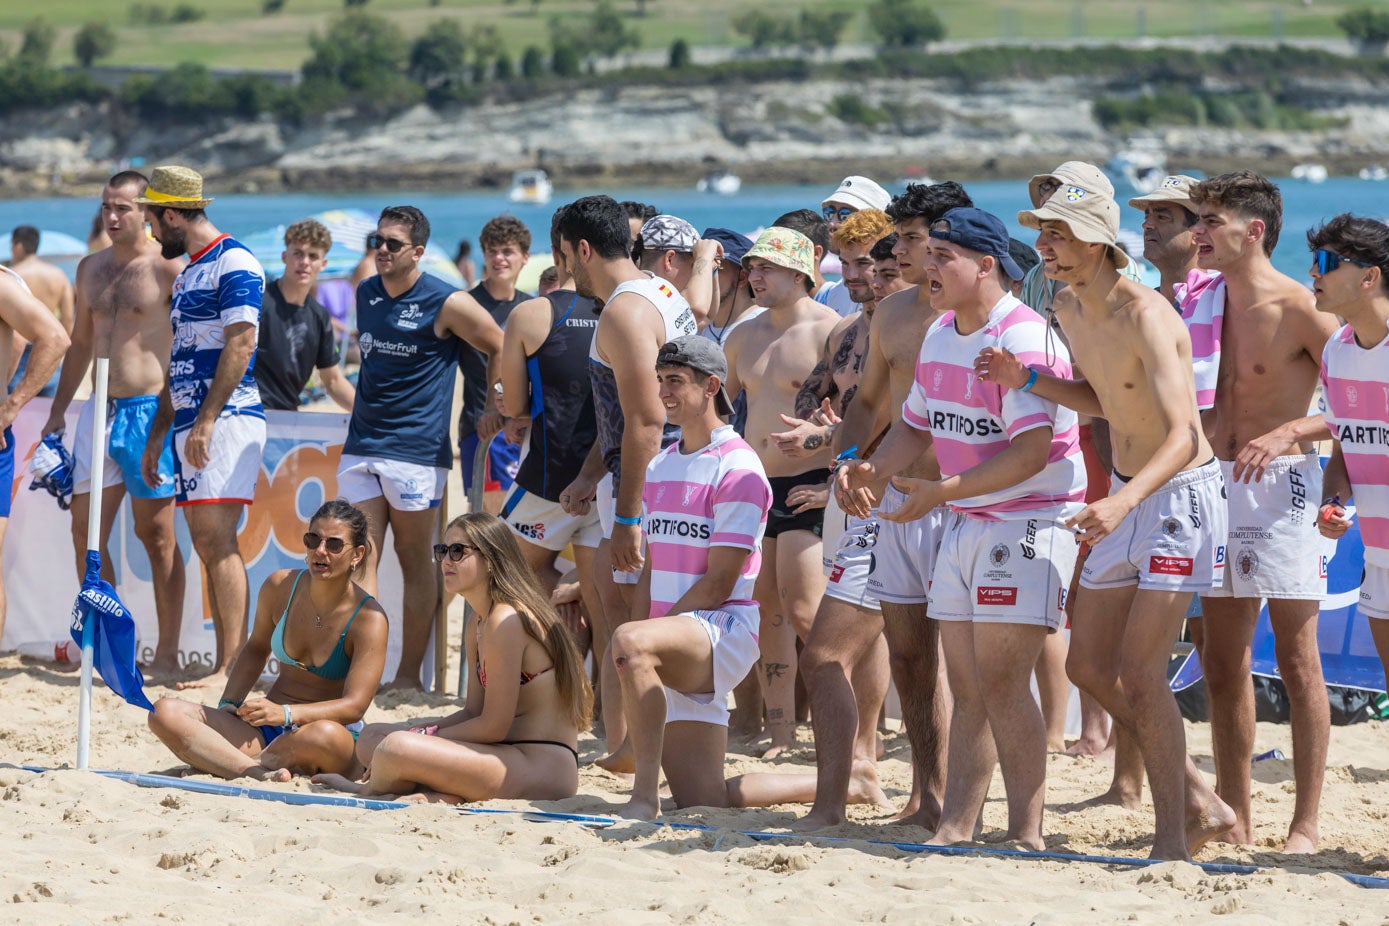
[2,73,1386,196]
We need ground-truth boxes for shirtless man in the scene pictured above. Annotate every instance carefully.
[554,196,697,766]
[1190,171,1336,853]
[799,181,972,829]
[869,234,910,303]
[43,171,187,674]
[7,225,75,396]
[979,180,1236,861]
[633,214,721,328]
[723,227,840,757]
[0,253,70,648]
[771,208,895,813]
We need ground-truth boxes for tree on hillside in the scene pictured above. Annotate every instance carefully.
[798,10,853,52]
[732,12,796,50]
[520,44,546,79]
[408,19,468,98]
[866,0,945,48]
[19,17,56,66]
[668,37,691,69]
[469,23,506,83]
[303,11,419,109]
[586,1,640,60]
[634,0,658,15]
[1337,6,1389,52]
[73,22,117,68]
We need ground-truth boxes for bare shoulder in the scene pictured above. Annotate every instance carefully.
[156,254,187,285]
[257,567,302,609]
[75,250,109,285]
[875,285,918,319]
[1119,280,1187,334]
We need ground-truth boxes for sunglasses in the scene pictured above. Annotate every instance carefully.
[303,532,348,554]
[434,542,480,562]
[822,206,855,222]
[1313,248,1373,276]
[367,233,413,253]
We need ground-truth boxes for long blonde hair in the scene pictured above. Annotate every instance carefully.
[448,513,593,731]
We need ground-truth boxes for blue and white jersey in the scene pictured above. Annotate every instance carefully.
[169,234,265,432]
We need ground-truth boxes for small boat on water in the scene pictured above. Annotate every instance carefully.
[1291,163,1329,183]
[508,169,553,205]
[1107,145,1167,194]
[697,169,741,196]
[1359,164,1388,181]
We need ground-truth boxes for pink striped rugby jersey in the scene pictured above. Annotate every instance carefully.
[1175,269,1224,411]
[642,425,772,625]
[1321,324,1389,565]
[902,294,1086,520]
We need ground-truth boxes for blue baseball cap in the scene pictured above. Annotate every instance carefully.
[701,227,754,267]
[929,207,1025,281]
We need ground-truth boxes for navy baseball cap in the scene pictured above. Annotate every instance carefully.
[929,207,1025,281]
[701,227,754,267]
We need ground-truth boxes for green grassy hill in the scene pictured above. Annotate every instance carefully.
[0,0,1370,72]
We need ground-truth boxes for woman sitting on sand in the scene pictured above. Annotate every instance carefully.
[315,512,591,802]
[148,500,388,781]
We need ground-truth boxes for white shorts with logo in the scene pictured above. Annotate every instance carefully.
[1082,458,1228,593]
[337,454,447,512]
[822,491,880,611]
[597,472,640,586]
[173,413,265,506]
[1205,454,1326,601]
[869,485,947,606]
[664,606,761,726]
[928,511,1078,631]
[1359,561,1389,620]
[502,485,602,551]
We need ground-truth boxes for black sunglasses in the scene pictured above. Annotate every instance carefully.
[304,532,348,554]
[1313,248,1373,276]
[434,542,480,562]
[367,233,412,253]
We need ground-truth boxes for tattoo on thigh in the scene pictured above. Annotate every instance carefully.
[764,661,789,680]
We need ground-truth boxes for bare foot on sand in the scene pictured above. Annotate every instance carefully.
[248,766,292,783]
[618,797,660,821]
[312,772,367,794]
[847,760,895,812]
[1063,735,1111,758]
[175,670,228,692]
[141,656,183,677]
[896,797,942,831]
[595,745,635,776]
[1185,793,1237,856]
[396,790,461,805]
[1283,827,1319,854]
[1061,786,1142,813]
[759,739,796,760]
[379,677,426,693]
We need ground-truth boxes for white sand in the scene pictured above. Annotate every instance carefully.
[3,647,1388,924]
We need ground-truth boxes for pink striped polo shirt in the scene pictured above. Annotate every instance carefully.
[1175,269,1223,411]
[1321,323,1389,566]
[642,425,772,631]
[902,294,1086,520]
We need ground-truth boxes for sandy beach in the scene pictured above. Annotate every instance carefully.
[3,639,1387,924]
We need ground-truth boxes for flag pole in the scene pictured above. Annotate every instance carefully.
[76,358,110,770]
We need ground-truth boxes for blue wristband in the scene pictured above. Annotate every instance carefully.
[1019,367,1039,393]
[835,445,860,462]
[614,514,642,526]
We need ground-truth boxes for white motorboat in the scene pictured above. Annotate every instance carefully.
[1291,163,1329,183]
[1106,145,1168,194]
[1359,164,1388,181]
[508,169,553,205]
[696,169,741,196]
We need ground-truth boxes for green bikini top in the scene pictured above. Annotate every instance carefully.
[271,570,372,681]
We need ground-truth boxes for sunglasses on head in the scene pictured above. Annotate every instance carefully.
[304,532,348,554]
[434,542,480,562]
[822,206,855,222]
[1313,248,1373,276]
[367,233,412,253]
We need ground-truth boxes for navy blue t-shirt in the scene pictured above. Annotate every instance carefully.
[344,272,460,469]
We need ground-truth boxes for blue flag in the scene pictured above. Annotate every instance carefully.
[69,551,155,712]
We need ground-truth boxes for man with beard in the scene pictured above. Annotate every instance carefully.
[139,166,265,690]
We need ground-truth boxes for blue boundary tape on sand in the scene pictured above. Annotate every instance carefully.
[23,766,1389,890]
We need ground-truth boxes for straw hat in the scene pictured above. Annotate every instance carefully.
[132,165,214,210]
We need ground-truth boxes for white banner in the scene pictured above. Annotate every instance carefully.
[3,400,416,682]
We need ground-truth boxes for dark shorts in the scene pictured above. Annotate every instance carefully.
[0,428,13,518]
[766,472,825,539]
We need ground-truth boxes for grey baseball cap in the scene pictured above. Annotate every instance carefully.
[657,335,735,417]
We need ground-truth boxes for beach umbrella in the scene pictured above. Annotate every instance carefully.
[71,358,154,769]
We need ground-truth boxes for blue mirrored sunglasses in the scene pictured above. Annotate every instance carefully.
[822,206,855,222]
[1313,248,1373,276]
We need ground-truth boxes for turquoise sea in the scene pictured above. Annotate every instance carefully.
[1,177,1383,285]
